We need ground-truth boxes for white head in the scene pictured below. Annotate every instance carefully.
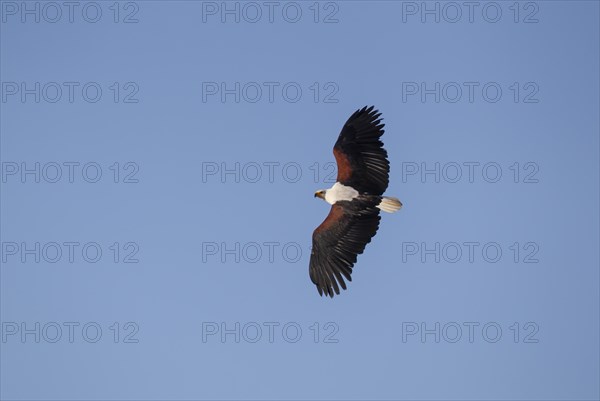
[314,189,326,201]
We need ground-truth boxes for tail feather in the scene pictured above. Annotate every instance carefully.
[377,196,402,213]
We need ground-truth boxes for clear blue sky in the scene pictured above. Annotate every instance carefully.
[1,1,599,400]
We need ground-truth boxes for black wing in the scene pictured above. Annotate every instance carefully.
[309,198,381,297]
[333,106,389,196]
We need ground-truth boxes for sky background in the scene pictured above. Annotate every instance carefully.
[1,1,599,400]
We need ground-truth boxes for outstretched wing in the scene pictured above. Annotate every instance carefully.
[309,199,381,297]
[333,106,389,196]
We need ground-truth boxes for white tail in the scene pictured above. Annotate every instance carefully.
[377,196,402,213]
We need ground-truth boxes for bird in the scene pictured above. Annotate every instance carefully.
[310,106,401,297]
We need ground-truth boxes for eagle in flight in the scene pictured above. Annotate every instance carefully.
[311,106,401,297]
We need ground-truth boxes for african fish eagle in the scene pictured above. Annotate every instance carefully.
[310,106,401,297]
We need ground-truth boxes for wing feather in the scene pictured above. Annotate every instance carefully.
[309,199,381,297]
[333,106,390,195]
